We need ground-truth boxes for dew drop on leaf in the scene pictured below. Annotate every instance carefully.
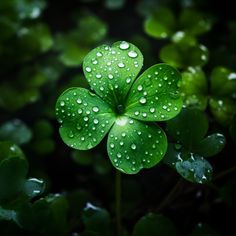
[128,51,138,58]
[119,41,130,50]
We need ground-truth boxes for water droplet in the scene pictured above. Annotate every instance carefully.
[93,119,99,124]
[84,117,89,122]
[121,132,126,137]
[114,158,118,163]
[134,111,139,116]
[92,60,98,65]
[137,85,143,91]
[100,86,104,91]
[129,120,134,124]
[108,74,113,79]
[150,108,155,113]
[96,74,102,79]
[128,51,138,58]
[163,105,167,110]
[96,52,102,57]
[120,141,124,146]
[126,78,131,84]
[91,107,98,114]
[68,131,74,138]
[118,62,125,68]
[81,137,85,141]
[85,67,92,72]
[76,124,82,130]
[110,143,115,149]
[119,41,129,50]
[60,101,65,106]
[142,113,147,117]
[78,109,83,114]
[77,98,82,104]
[117,153,122,158]
[139,97,146,104]
[161,114,165,119]
[131,144,136,150]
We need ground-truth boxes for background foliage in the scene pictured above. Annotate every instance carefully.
[0,0,236,235]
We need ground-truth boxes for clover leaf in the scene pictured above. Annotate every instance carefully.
[56,41,182,174]
[164,108,225,184]
[180,66,236,126]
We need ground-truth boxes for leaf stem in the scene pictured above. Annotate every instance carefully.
[213,165,236,181]
[156,178,182,212]
[115,170,122,236]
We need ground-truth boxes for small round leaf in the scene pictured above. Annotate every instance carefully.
[176,153,212,184]
[107,116,167,174]
[83,41,143,107]
[166,108,209,149]
[56,87,115,150]
[125,64,182,121]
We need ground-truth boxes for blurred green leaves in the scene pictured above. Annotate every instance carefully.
[55,15,107,67]
[133,213,178,236]
[181,66,236,126]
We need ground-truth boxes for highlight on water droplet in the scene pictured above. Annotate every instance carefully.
[128,51,138,58]
[119,41,130,50]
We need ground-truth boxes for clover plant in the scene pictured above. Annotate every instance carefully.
[164,108,225,184]
[181,66,236,126]
[56,41,182,174]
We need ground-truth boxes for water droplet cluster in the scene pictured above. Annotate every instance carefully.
[83,41,143,106]
[56,88,115,150]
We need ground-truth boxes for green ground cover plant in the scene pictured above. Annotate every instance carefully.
[0,0,236,235]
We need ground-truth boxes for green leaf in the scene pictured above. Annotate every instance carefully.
[171,31,197,45]
[193,133,225,157]
[210,66,236,97]
[179,9,212,36]
[0,207,16,221]
[144,7,175,39]
[166,108,208,149]
[57,35,90,67]
[16,194,68,235]
[160,43,209,68]
[132,213,178,236]
[163,143,181,168]
[107,116,167,174]
[0,141,28,200]
[180,67,208,110]
[18,23,53,53]
[125,64,182,121]
[71,150,93,166]
[83,41,143,107]
[0,119,32,145]
[209,97,236,126]
[23,178,45,199]
[175,153,213,184]
[77,15,107,44]
[16,0,46,20]
[56,87,115,150]
[0,84,39,111]
[82,203,112,236]
[105,0,125,9]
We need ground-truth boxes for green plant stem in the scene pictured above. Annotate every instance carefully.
[115,170,122,236]
[214,165,236,181]
[156,179,182,212]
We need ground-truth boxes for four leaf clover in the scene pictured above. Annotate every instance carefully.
[55,41,182,174]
